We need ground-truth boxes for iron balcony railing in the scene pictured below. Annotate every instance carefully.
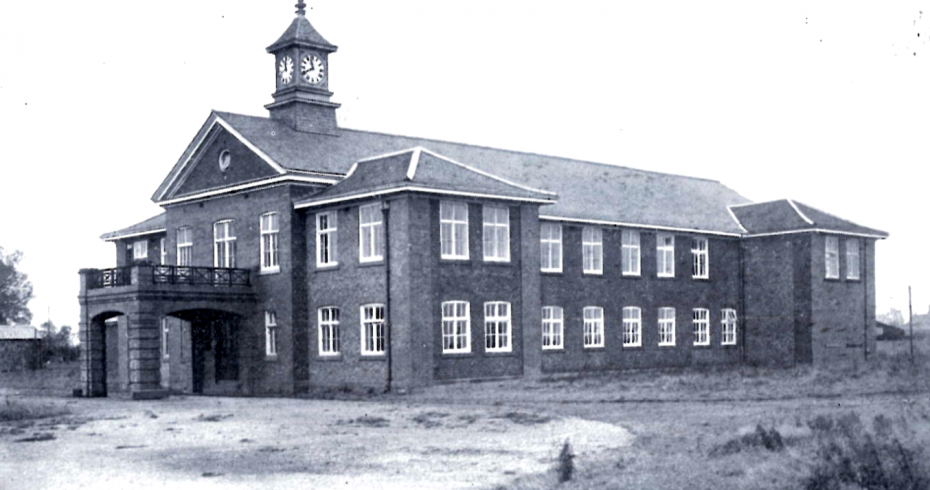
[89,266,133,289]
[86,265,251,290]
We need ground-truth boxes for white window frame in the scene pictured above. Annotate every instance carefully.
[316,211,338,268]
[360,304,386,356]
[441,301,471,353]
[825,236,839,279]
[622,307,642,347]
[542,306,564,350]
[318,307,340,356]
[846,238,860,280]
[260,213,280,273]
[265,311,278,357]
[621,229,641,276]
[691,237,708,279]
[159,238,167,265]
[213,220,236,268]
[658,307,676,346]
[161,318,169,359]
[657,233,675,278]
[359,203,384,263]
[583,306,605,348]
[582,227,604,275]
[133,240,148,260]
[722,309,738,345]
[482,206,510,263]
[540,223,563,273]
[176,227,193,267]
[692,308,710,346]
[483,302,512,352]
[440,201,469,260]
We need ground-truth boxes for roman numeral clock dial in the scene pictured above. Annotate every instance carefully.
[278,56,294,84]
[302,55,325,84]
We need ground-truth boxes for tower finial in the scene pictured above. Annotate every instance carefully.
[296,0,306,17]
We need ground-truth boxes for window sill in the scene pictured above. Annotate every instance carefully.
[358,260,385,269]
[583,272,605,277]
[824,277,841,282]
[440,256,470,262]
[541,270,563,275]
[658,344,677,348]
[315,263,340,272]
[259,268,281,276]
[692,276,710,282]
[583,345,606,351]
[656,275,676,280]
[542,347,565,353]
[485,349,515,356]
[622,344,642,349]
[440,351,474,357]
[621,273,642,279]
[846,277,861,282]
[481,261,514,268]
[315,354,343,362]
[692,343,712,348]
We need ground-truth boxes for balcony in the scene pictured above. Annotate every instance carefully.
[85,265,251,290]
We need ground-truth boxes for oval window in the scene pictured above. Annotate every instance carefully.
[218,150,232,172]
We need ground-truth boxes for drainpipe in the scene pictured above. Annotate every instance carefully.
[382,201,393,392]
[862,239,869,360]
[738,238,746,364]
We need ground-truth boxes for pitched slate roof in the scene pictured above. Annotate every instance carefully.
[296,148,556,207]
[267,15,336,52]
[0,325,43,340]
[100,213,166,241]
[185,111,750,235]
[729,199,888,238]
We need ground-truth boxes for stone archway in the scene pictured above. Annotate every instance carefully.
[163,309,244,395]
[81,311,126,397]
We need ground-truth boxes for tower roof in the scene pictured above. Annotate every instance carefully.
[267,3,336,53]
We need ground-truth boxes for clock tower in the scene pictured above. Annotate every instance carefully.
[266,1,340,135]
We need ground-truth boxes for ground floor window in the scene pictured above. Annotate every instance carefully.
[318,307,340,356]
[658,307,676,346]
[484,302,511,352]
[722,309,738,345]
[692,308,710,346]
[265,311,278,357]
[623,307,642,347]
[542,306,563,350]
[442,301,470,353]
[583,306,604,348]
[361,304,385,355]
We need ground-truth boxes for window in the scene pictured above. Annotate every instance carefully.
[318,307,340,356]
[484,302,512,352]
[133,240,148,260]
[161,318,169,359]
[361,305,385,356]
[482,206,510,262]
[622,307,642,347]
[582,227,603,275]
[621,230,641,276]
[441,301,470,353]
[583,307,604,348]
[691,237,708,279]
[846,239,860,280]
[825,236,839,279]
[359,204,384,263]
[722,309,738,345]
[440,201,469,260]
[657,233,675,277]
[260,213,280,272]
[658,307,676,346]
[540,223,562,272]
[159,238,167,265]
[542,306,564,350]
[692,308,710,346]
[176,227,193,266]
[213,220,236,268]
[265,311,278,357]
[316,211,338,267]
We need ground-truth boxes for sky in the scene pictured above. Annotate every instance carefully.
[0,1,928,330]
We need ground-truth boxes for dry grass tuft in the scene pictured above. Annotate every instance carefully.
[0,397,71,423]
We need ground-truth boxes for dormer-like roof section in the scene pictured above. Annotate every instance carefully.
[729,199,888,238]
[267,15,336,53]
[100,213,166,242]
[295,148,557,208]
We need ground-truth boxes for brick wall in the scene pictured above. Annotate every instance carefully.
[743,236,797,366]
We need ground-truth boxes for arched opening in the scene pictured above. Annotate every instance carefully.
[164,309,243,395]
[86,311,127,397]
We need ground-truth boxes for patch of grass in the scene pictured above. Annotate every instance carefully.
[195,413,233,422]
[710,424,787,457]
[496,411,552,426]
[412,411,449,428]
[0,397,71,423]
[14,432,56,443]
[338,415,390,428]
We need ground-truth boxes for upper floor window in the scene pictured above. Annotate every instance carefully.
[441,301,470,353]
[177,227,193,267]
[316,211,338,268]
[541,306,564,350]
[213,220,236,268]
[692,308,710,346]
[846,239,860,280]
[359,204,384,263]
[540,223,562,273]
[482,206,510,262]
[722,309,738,345]
[621,230,641,276]
[159,238,167,265]
[622,307,642,347]
[318,307,340,356]
[658,307,676,346]
[133,240,148,260]
[657,233,675,277]
[440,201,469,260]
[360,304,385,356]
[484,302,512,352]
[825,236,839,279]
[583,306,604,348]
[260,213,280,273]
[265,311,278,357]
[691,237,708,279]
[582,227,603,275]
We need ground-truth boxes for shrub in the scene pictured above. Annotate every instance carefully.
[557,440,574,483]
[710,424,786,457]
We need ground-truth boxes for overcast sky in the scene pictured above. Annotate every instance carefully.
[0,1,927,330]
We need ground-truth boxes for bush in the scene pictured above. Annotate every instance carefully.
[710,424,786,457]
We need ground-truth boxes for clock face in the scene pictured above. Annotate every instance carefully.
[301,55,325,84]
[278,56,294,84]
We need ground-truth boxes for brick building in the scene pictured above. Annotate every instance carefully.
[78,4,887,398]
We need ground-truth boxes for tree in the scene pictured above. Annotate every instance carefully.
[878,308,905,327]
[39,321,80,364]
[0,247,33,325]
